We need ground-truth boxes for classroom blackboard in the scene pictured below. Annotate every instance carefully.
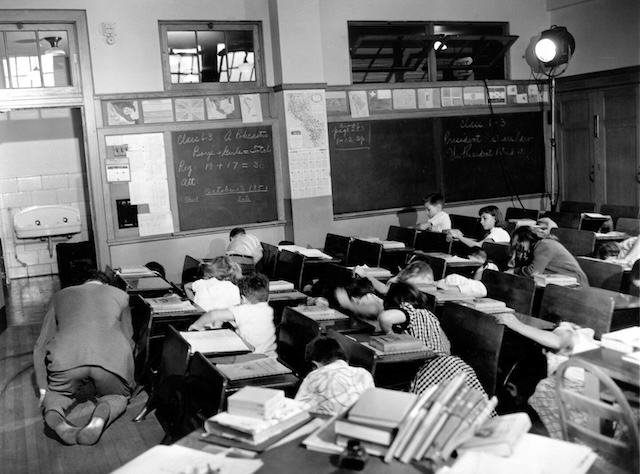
[328,112,544,214]
[439,112,545,202]
[172,126,278,231]
[329,119,438,214]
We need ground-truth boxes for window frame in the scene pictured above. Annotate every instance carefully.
[159,21,265,92]
[348,21,516,84]
[0,21,82,101]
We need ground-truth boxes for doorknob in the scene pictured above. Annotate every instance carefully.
[590,165,595,182]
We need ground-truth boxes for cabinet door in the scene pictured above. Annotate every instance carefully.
[557,92,596,203]
[601,85,639,207]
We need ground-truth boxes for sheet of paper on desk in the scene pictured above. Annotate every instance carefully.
[180,329,253,355]
[444,433,595,474]
[111,444,263,474]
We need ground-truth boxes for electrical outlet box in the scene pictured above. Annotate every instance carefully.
[102,22,116,36]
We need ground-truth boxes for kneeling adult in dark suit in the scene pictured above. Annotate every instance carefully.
[33,270,134,445]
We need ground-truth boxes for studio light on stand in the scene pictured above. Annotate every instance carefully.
[533,25,575,211]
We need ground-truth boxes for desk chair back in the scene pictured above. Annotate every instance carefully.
[181,255,207,288]
[543,211,581,229]
[414,230,452,254]
[439,302,504,397]
[616,217,640,236]
[450,214,482,240]
[324,233,352,263]
[599,204,639,229]
[276,306,318,377]
[347,239,383,267]
[154,325,193,442]
[256,242,279,279]
[481,270,536,315]
[555,358,639,473]
[274,250,306,290]
[481,241,512,271]
[577,257,625,292]
[550,227,597,256]
[387,226,418,248]
[624,260,640,296]
[505,207,540,221]
[539,285,615,339]
[559,200,596,213]
[184,352,227,432]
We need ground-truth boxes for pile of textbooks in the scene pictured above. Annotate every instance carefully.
[304,374,499,464]
[368,334,427,353]
[203,387,310,451]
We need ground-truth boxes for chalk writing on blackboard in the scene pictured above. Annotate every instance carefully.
[329,122,371,150]
[443,116,537,161]
[172,126,277,231]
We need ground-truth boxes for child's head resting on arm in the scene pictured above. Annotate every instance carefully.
[238,272,269,304]
[203,255,243,282]
[379,281,430,333]
[305,336,347,370]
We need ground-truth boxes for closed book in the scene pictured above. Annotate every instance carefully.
[369,334,425,352]
[215,357,292,382]
[347,387,418,429]
[468,298,506,310]
[334,417,396,446]
[203,411,311,450]
[456,412,531,457]
[533,274,578,287]
[227,386,285,419]
[269,280,295,292]
[179,329,253,356]
[601,326,640,354]
[458,301,515,314]
[622,352,640,365]
[336,435,390,456]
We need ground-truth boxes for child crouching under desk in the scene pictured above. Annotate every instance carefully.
[188,272,276,357]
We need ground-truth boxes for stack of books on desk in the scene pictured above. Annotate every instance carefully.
[268,280,295,292]
[352,265,393,279]
[533,273,578,287]
[459,298,515,314]
[203,394,311,451]
[228,386,285,419]
[333,388,417,455]
[368,334,426,353]
[117,265,157,276]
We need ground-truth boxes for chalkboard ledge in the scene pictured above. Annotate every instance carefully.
[333,193,547,220]
[108,220,286,245]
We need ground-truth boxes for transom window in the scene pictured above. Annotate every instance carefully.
[349,22,517,83]
[0,23,76,91]
[159,21,263,91]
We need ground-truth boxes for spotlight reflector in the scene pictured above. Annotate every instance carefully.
[534,26,575,67]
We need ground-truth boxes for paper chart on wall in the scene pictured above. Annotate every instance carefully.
[137,211,174,237]
[283,90,331,199]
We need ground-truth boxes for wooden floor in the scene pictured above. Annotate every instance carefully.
[1,276,165,474]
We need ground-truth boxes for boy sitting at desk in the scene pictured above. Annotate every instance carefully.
[413,193,452,232]
[294,336,374,415]
[188,272,276,357]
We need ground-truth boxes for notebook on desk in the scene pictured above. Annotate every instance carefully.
[180,329,254,356]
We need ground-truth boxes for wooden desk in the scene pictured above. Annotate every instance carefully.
[132,295,204,383]
[570,347,640,432]
[328,329,435,390]
[176,425,426,474]
[571,347,640,389]
[277,306,375,377]
[268,289,308,326]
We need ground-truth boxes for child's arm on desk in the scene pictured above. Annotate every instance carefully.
[335,288,381,319]
[354,266,390,295]
[378,309,406,334]
[188,309,235,331]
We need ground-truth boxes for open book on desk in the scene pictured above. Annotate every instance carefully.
[144,295,199,313]
[180,328,254,356]
[215,357,293,381]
